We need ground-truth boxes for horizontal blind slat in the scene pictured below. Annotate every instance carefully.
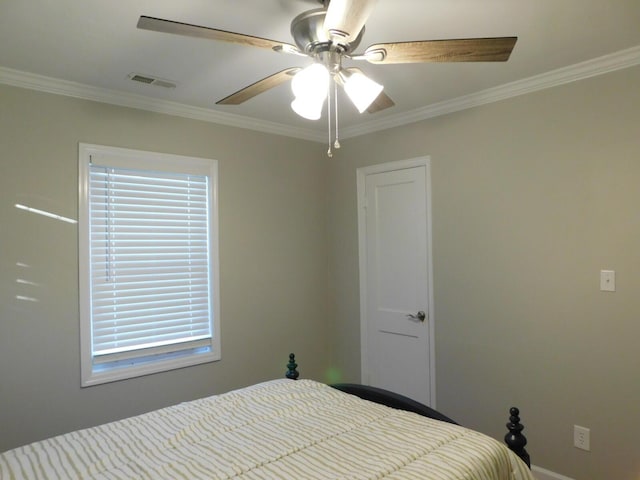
[94,322,210,341]
[91,288,209,300]
[93,315,210,332]
[93,306,210,318]
[94,333,212,354]
[93,324,211,342]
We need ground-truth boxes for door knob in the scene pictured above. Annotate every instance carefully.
[406,311,426,322]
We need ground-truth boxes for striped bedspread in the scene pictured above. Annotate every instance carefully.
[0,379,535,479]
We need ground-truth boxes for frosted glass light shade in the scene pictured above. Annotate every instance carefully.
[291,64,330,99]
[342,71,383,113]
[291,97,325,120]
[290,63,329,120]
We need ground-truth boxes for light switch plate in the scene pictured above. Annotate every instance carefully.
[600,270,615,292]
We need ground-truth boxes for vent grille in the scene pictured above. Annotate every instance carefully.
[130,74,155,84]
[128,73,176,89]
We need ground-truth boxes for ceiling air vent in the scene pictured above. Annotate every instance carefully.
[128,73,176,89]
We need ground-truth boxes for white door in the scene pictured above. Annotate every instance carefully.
[357,157,435,406]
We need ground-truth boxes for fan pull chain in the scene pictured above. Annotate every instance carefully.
[327,79,333,158]
[334,81,340,150]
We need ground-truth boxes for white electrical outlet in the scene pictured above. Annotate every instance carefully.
[574,425,590,451]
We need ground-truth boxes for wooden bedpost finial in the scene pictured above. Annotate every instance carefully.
[286,353,299,380]
[505,407,531,469]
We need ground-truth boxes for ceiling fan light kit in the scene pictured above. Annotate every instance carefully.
[288,7,383,124]
[137,0,517,155]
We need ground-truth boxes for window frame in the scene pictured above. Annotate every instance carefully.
[78,143,221,387]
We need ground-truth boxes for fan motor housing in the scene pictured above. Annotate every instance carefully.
[290,8,363,55]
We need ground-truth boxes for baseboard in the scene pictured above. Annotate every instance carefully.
[532,465,576,480]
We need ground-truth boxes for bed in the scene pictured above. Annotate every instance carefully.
[1,354,533,479]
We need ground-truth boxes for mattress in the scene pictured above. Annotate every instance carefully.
[0,379,535,479]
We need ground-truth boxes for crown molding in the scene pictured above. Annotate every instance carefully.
[341,44,640,139]
[2,44,639,143]
[0,67,324,142]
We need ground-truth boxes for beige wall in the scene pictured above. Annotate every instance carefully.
[327,65,640,480]
[0,84,329,451]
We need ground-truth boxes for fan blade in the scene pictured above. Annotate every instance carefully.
[364,37,517,64]
[324,0,377,43]
[216,68,301,105]
[346,67,395,113]
[137,16,296,52]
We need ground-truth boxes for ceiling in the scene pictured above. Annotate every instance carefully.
[2,1,640,142]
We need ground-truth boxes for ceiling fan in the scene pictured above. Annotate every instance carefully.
[137,0,517,154]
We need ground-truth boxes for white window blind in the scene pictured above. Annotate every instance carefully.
[79,144,220,386]
[90,166,211,359]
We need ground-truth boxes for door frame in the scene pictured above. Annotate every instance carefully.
[356,156,436,407]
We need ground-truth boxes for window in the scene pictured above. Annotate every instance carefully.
[78,144,220,386]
